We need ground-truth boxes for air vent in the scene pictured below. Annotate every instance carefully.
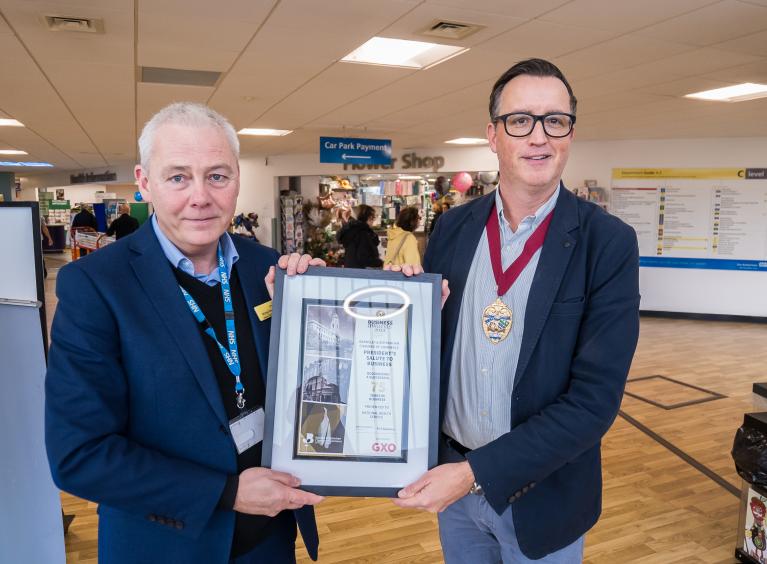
[44,16,104,33]
[140,67,221,87]
[420,20,484,40]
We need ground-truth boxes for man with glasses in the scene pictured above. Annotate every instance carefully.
[394,59,640,563]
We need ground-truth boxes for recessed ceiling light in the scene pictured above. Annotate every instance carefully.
[445,138,488,145]
[0,161,53,167]
[0,119,24,127]
[342,37,468,69]
[0,149,28,155]
[685,83,767,102]
[238,128,293,136]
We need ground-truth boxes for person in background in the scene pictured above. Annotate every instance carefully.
[41,215,53,278]
[393,58,640,564]
[434,175,448,197]
[41,216,53,247]
[336,204,383,269]
[70,203,98,255]
[71,203,98,231]
[428,198,452,236]
[384,206,421,267]
[46,102,323,564]
[106,203,140,239]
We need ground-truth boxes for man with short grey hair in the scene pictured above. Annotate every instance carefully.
[46,102,324,563]
[105,203,139,239]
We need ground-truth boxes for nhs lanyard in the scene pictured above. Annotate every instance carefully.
[179,245,246,410]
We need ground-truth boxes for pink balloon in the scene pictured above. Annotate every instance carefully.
[451,172,473,193]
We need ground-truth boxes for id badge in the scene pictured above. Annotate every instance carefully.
[229,407,265,454]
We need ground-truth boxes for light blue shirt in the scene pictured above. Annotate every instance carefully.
[443,185,559,450]
[151,214,239,286]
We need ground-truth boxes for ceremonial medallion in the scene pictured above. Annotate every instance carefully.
[482,298,512,344]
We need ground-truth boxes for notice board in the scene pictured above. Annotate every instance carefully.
[610,168,767,316]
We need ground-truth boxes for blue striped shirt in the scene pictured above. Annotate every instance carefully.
[151,214,239,286]
[442,186,559,450]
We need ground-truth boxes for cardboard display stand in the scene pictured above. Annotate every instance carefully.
[0,202,65,563]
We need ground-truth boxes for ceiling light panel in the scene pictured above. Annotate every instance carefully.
[238,128,293,136]
[0,161,53,167]
[0,119,24,127]
[685,83,767,102]
[342,37,468,69]
[445,138,488,145]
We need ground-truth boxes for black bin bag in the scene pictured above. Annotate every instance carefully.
[733,413,767,486]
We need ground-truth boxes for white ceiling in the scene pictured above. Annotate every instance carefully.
[0,0,766,173]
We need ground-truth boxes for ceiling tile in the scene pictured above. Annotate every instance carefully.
[253,63,413,129]
[714,29,767,56]
[539,0,718,34]
[702,59,767,82]
[554,33,695,80]
[635,0,767,47]
[424,0,572,19]
[642,47,763,78]
[478,19,620,60]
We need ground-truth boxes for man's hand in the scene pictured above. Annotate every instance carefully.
[233,467,325,516]
[392,461,474,513]
[384,264,450,309]
[265,253,327,299]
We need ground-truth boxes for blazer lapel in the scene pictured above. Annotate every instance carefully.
[513,186,579,387]
[446,191,496,305]
[232,241,273,385]
[439,192,495,417]
[128,223,229,428]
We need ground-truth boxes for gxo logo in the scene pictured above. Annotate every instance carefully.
[372,442,397,453]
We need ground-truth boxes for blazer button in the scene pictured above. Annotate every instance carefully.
[147,514,157,522]
[508,496,515,504]
[522,486,529,494]
[530,482,536,488]
[157,516,167,525]
[515,491,523,499]
[175,521,184,530]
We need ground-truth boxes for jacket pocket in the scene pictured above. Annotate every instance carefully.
[549,298,585,316]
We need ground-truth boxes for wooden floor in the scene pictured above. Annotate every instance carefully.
[44,254,765,563]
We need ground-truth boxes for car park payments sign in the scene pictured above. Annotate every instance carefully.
[320,137,392,165]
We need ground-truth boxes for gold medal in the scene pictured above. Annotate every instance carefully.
[482,297,512,344]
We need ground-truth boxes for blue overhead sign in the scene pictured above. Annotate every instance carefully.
[320,136,392,165]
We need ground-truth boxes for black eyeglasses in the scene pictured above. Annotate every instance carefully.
[493,112,576,138]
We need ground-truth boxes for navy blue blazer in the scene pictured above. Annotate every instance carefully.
[45,221,318,563]
[425,186,640,559]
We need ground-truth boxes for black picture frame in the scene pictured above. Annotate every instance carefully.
[262,266,441,497]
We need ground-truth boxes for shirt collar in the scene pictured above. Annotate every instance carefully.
[495,182,560,235]
[151,214,239,285]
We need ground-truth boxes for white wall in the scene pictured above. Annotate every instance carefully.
[14,183,138,205]
[48,183,138,205]
[567,137,767,317]
[18,165,135,192]
[566,137,767,189]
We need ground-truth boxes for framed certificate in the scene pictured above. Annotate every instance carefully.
[262,266,441,497]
